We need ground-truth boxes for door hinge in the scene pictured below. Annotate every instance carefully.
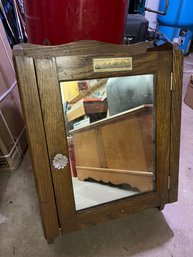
[168,175,171,190]
[170,72,173,91]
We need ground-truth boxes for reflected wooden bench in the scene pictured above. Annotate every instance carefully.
[70,104,154,192]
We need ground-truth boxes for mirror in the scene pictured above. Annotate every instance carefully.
[60,74,155,210]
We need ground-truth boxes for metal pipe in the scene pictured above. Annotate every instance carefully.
[145,0,169,15]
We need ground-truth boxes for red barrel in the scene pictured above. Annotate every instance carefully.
[24,0,129,45]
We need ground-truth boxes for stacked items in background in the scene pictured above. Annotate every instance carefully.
[0,20,27,170]
[0,0,26,46]
[157,0,193,55]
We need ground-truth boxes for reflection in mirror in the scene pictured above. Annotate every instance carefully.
[60,74,155,210]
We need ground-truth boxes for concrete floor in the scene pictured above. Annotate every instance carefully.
[72,177,139,210]
[0,58,193,257]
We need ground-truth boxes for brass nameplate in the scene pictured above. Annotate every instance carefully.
[93,57,133,73]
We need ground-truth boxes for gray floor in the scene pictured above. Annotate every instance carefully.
[0,57,193,257]
[72,177,138,210]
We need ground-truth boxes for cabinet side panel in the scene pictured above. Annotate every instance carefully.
[169,49,183,203]
[14,56,59,241]
[155,51,172,204]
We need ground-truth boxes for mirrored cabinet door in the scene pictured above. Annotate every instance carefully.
[59,75,155,210]
[14,41,182,243]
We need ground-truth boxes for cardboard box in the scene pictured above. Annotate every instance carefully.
[184,75,193,109]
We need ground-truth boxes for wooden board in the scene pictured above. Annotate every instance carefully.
[67,100,85,122]
[77,192,160,229]
[77,166,153,192]
[13,40,153,58]
[73,129,100,167]
[14,56,59,242]
[100,117,148,171]
[155,51,172,205]
[35,57,77,234]
[168,48,183,203]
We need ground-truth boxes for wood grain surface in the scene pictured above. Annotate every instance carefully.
[13,41,182,242]
[168,48,183,203]
[35,57,77,234]
[13,40,153,58]
[77,192,160,229]
[14,56,59,242]
[155,51,172,204]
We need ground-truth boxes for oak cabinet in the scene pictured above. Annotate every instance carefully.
[13,41,183,243]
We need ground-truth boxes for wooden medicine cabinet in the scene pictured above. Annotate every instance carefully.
[13,41,183,243]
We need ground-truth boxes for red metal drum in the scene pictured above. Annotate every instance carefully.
[24,0,129,45]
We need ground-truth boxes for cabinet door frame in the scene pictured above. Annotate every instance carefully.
[13,41,182,243]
